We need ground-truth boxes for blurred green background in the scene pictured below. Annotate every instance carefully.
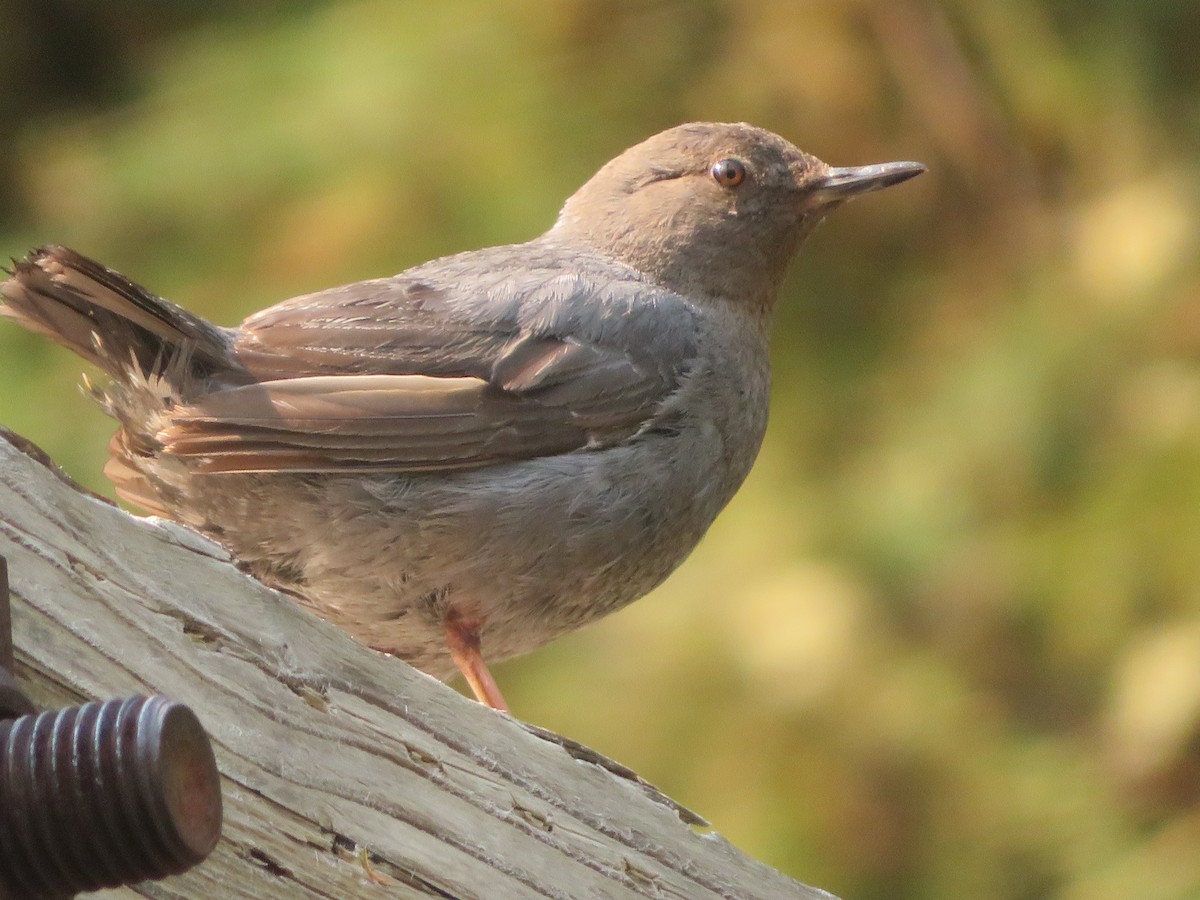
[2,2,1198,897]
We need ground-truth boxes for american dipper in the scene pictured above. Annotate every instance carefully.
[1,122,923,710]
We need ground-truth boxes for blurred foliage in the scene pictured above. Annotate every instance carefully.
[1,1,1198,898]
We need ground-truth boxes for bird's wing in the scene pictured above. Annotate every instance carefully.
[160,257,699,474]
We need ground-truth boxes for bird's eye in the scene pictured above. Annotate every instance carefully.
[711,158,747,188]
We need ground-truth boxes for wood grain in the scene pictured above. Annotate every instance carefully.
[0,429,834,900]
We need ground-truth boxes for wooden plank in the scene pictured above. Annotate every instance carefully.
[0,429,834,899]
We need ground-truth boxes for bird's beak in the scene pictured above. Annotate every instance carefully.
[807,161,926,207]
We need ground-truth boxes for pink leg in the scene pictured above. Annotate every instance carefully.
[444,613,509,712]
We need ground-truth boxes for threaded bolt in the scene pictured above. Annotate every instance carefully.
[0,694,222,898]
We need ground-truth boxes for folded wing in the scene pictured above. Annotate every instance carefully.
[161,260,697,474]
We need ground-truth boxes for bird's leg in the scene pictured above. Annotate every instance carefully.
[444,612,509,711]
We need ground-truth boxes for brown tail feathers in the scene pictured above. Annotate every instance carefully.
[0,245,234,386]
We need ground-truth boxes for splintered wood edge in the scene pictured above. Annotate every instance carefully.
[0,428,834,900]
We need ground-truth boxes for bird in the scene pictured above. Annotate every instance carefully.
[1,122,923,711]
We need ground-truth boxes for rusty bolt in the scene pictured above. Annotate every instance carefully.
[0,553,223,897]
[0,694,223,899]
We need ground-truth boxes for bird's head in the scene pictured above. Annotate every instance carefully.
[552,122,925,310]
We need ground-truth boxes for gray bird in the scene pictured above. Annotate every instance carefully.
[1,122,923,710]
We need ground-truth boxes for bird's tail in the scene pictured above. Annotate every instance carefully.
[0,245,234,390]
